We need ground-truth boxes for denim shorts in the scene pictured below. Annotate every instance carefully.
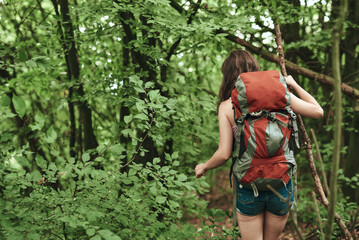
[236,179,293,216]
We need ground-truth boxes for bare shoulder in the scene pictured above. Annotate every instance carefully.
[218,99,235,126]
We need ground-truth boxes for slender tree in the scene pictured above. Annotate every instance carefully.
[326,0,348,239]
[343,0,359,203]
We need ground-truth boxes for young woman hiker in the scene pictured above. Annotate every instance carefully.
[194,49,323,240]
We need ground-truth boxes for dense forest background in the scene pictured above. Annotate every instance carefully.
[0,0,358,239]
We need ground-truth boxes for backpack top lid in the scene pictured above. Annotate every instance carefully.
[231,70,291,118]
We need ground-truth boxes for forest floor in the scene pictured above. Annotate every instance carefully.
[187,170,306,239]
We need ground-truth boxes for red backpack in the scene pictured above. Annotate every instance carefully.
[230,70,299,196]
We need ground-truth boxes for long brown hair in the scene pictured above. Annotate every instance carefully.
[218,49,260,110]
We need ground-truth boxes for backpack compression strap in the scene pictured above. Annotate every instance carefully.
[286,106,300,149]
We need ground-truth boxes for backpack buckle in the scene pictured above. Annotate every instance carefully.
[262,110,276,122]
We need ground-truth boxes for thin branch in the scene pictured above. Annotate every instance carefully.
[17,1,41,27]
[118,93,155,172]
[216,28,359,99]
[310,128,330,195]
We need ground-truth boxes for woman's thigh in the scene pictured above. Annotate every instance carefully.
[236,211,264,240]
[263,211,289,240]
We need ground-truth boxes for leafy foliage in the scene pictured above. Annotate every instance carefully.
[0,0,358,239]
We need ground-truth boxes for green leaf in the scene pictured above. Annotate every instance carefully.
[166,99,176,109]
[150,186,157,195]
[35,112,45,125]
[90,235,101,240]
[153,158,161,164]
[82,152,90,162]
[129,75,142,85]
[35,154,47,169]
[134,86,145,93]
[26,59,37,68]
[46,127,57,143]
[30,170,42,182]
[128,168,137,176]
[48,162,57,171]
[86,229,96,236]
[96,145,106,153]
[109,144,125,154]
[171,151,179,159]
[178,173,187,182]
[124,115,132,124]
[1,94,11,107]
[145,81,154,88]
[136,102,146,112]
[135,113,148,121]
[30,112,45,130]
[148,90,159,102]
[19,50,27,62]
[216,33,228,37]
[12,95,26,118]
[156,196,166,204]
[15,156,30,168]
[98,229,122,240]
[27,233,40,240]
[121,129,133,137]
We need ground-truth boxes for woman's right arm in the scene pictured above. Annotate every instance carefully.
[285,75,324,119]
[194,101,233,178]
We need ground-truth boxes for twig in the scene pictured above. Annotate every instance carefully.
[343,70,359,84]
[117,110,154,171]
[310,128,330,195]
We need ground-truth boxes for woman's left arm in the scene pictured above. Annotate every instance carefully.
[195,102,233,178]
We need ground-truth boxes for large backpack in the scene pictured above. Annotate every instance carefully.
[230,70,299,197]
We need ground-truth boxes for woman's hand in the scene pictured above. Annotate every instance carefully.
[195,163,207,178]
[285,75,297,89]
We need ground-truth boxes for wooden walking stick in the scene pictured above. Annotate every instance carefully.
[274,23,353,240]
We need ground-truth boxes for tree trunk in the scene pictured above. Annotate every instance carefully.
[55,0,98,153]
